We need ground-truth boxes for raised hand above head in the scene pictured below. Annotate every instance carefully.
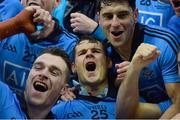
[0,8,36,40]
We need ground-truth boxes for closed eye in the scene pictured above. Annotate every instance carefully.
[92,48,102,53]
[33,63,43,70]
[49,66,62,77]
[78,50,87,56]
[50,70,60,76]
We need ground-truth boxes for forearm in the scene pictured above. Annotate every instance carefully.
[91,24,106,43]
[0,9,35,40]
[161,83,180,119]
[116,64,141,118]
[160,104,179,119]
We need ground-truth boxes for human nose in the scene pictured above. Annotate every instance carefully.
[38,68,49,80]
[111,15,120,27]
[86,50,93,58]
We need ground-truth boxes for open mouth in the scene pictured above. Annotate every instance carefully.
[173,0,180,7]
[111,31,123,37]
[33,81,48,92]
[28,2,40,6]
[86,62,96,72]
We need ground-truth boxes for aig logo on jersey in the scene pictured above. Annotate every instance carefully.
[3,61,30,93]
[138,10,163,26]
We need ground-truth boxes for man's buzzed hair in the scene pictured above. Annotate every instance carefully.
[40,47,72,74]
[98,0,136,11]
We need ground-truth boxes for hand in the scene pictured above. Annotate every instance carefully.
[60,84,78,101]
[0,8,35,40]
[115,61,130,87]
[70,12,98,34]
[171,113,180,119]
[25,6,55,40]
[131,43,161,70]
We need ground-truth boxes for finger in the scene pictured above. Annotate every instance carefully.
[70,12,81,18]
[116,72,126,79]
[33,11,51,23]
[115,61,130,69]
[72,27,80,33]
[60,95,69,102]
[142,48,158,60]
[68,91,76,99]
[25,6,40,13]
[71,22,78,28]
[116,67,128,74]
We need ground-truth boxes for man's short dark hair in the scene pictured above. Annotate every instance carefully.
[98,0,136,11]
[40,47,72,73]
[74,35,108,58]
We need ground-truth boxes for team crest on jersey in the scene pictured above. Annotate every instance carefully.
[140,84,168,103]
[141,67,156,80]
[138,10,163,26]
[3,61,30,93]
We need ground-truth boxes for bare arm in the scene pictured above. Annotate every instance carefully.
[160,83,180,119]
[116,43,162,118]
[0,8,35,40]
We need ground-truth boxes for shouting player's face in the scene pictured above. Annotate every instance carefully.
[74,40,111,87]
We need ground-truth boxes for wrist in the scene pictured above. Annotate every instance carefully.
[129,62,143,73]
[45,17,62,41]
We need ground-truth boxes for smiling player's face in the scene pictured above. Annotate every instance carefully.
[99,1,138,48]
[24,53,69,107]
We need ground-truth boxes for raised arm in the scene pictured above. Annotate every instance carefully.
[116,43,162,118]
[0,8,35,40]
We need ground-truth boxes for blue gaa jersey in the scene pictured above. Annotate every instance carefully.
[136,0,175,27]
[0,30,78,96]
[52,95,116,119]
[0,0,24,21]
[0,81,26,118]
[108,23,180,108]
[168,15,180,37]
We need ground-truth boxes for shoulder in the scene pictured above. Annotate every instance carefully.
[143,25,179,53]
[168,15,180,36]
[60,29,79,41]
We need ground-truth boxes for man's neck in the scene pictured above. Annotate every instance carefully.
[26,104,51,119]
[115,43,132,61]
[80,80,108,97]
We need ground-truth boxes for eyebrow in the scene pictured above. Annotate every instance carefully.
[92,47,103,51]
[77,47,103,52]
[51,65,62,74]
[33,61,43,66]
[33,61,62,74]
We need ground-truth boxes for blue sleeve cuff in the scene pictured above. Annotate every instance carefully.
[91,24,107,43]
